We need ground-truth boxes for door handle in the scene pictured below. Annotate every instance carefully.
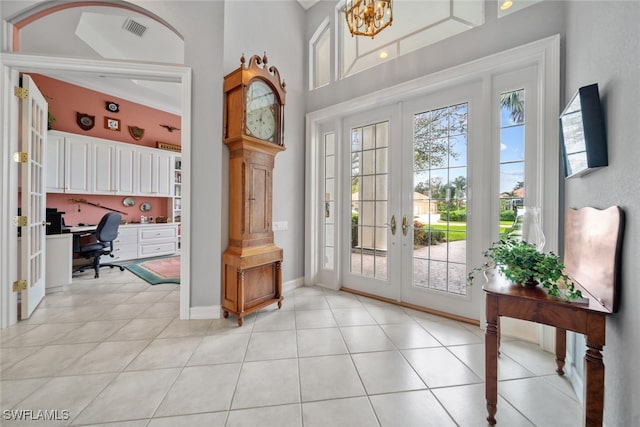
[389,215,396,235]
[402,216,409,236]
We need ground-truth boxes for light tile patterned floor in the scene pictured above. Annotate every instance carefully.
[0,268,582,426]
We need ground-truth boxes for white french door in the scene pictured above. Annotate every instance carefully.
[341,106,401,300]
[399,84,486,319]
[19,75,48,319]
[341,83,486,319]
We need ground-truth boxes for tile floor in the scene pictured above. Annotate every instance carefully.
[0,268,582,426]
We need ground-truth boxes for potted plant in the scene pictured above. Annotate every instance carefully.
[468,239,583,300]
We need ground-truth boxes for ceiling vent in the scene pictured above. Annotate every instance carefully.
[122,18,147,37]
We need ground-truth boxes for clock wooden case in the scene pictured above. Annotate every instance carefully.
[222,54,286,326]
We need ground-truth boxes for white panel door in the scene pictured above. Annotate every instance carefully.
[19,75,48,319]
[45,131,65,193]
[116,143,138,194]
[156,150,173,196]
[93,141,116,194]
[65,136,91,193]
[137,148,155,195]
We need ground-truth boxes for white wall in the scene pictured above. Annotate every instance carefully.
[1,0,227,310]
[305,0,566,112]
[564,2,640,425]
[223,1,308,284]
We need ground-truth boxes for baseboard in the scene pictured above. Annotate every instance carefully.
[283,276,304,294]
[189,305,221,320]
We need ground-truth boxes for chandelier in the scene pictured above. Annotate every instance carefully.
[344,0,393,39]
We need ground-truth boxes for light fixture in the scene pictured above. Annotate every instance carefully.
[379,51,388,59]
[344,0,393,39]
[500,0,513,11]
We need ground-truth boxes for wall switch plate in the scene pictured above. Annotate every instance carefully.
[272,221,288,231]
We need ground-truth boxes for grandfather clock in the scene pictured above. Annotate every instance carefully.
[222,53,286,326]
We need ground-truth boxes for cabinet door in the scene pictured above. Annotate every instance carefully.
[116,144,138,194]
[156,150,173,196]
[46,132,65,193]
[137,148,155,195]
[65,137,92,193]
[93,142,116,194]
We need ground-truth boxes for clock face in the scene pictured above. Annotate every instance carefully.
[246,80,278,142]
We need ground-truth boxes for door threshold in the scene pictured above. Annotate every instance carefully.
[340,287,479,326]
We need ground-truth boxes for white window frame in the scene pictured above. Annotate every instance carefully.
[309,16,331,91]
[306,35,560,321]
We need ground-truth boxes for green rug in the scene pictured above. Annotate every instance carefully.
[125,255,180,285]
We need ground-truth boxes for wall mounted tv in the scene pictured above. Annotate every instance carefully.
[560,83,608,178]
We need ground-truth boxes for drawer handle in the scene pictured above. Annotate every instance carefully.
[156,233,161,236]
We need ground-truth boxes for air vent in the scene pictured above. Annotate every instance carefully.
[122,18,147,37]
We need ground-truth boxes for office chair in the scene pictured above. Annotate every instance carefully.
[73,212,125,278]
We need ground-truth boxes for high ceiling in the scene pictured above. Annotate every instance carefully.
[18,5,184,114]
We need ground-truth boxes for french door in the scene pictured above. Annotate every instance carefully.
[342,83,486,319]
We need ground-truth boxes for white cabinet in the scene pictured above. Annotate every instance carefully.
[116,144,138,195]
[111,224,179,262]
[46,132,65,193]
[47,131,174,197]
[112,226,139,262]
[138,147,173,197]
[65,136,92,194]
[138,225,179,257]
[93,141,117,194]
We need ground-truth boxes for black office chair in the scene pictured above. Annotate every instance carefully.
[73,212,125,278]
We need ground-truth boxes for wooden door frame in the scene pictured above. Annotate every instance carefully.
[0,53,192,328]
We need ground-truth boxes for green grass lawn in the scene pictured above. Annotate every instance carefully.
[417,221,514,242]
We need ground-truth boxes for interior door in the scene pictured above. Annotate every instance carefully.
[400,84,485,320]
[19,75,48,319]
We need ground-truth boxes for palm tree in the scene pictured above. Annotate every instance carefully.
[500,90,524,124]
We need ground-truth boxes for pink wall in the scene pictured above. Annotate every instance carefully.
[30,73,181,225]
[48,193,169,226]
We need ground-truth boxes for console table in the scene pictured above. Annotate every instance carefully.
[484,206,624,426]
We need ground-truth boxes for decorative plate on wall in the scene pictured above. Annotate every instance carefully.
[140,202,152,212]
[123,197,136,207]
[76,113,95,131]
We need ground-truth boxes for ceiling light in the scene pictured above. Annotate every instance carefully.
[500,0,513,11]
[344,0,393,39]
[379,51,388,59]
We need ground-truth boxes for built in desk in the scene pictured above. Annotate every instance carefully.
[483,206,624,427]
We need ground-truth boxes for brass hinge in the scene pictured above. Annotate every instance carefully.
[13,152,28,163]
[13,279,27,292]
[14,87,28,99]
[14,216,27,227]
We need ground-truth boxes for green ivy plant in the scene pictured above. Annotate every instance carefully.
[468,239,583,300]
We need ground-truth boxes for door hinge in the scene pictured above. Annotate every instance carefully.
[13,279,27,292]
[14,86,28,99]
[13,152,28,163]
[14,216,27,227]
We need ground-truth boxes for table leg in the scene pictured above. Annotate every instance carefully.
[584,337,605,426]
[555,327,566,375]
[485,294,498,425]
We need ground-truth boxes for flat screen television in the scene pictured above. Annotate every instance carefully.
[560,83,608,178]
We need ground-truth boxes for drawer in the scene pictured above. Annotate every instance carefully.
[115,231,138,245]
[112,248,138,261]
[140,227,177,241]
[139,241,177,257]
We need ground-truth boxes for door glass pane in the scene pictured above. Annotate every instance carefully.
[498,89,525,239]
[412,103,468,295]
[323,133,336,269]
[350,121,389,279]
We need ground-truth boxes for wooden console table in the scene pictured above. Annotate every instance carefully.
[484,206,624,426]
